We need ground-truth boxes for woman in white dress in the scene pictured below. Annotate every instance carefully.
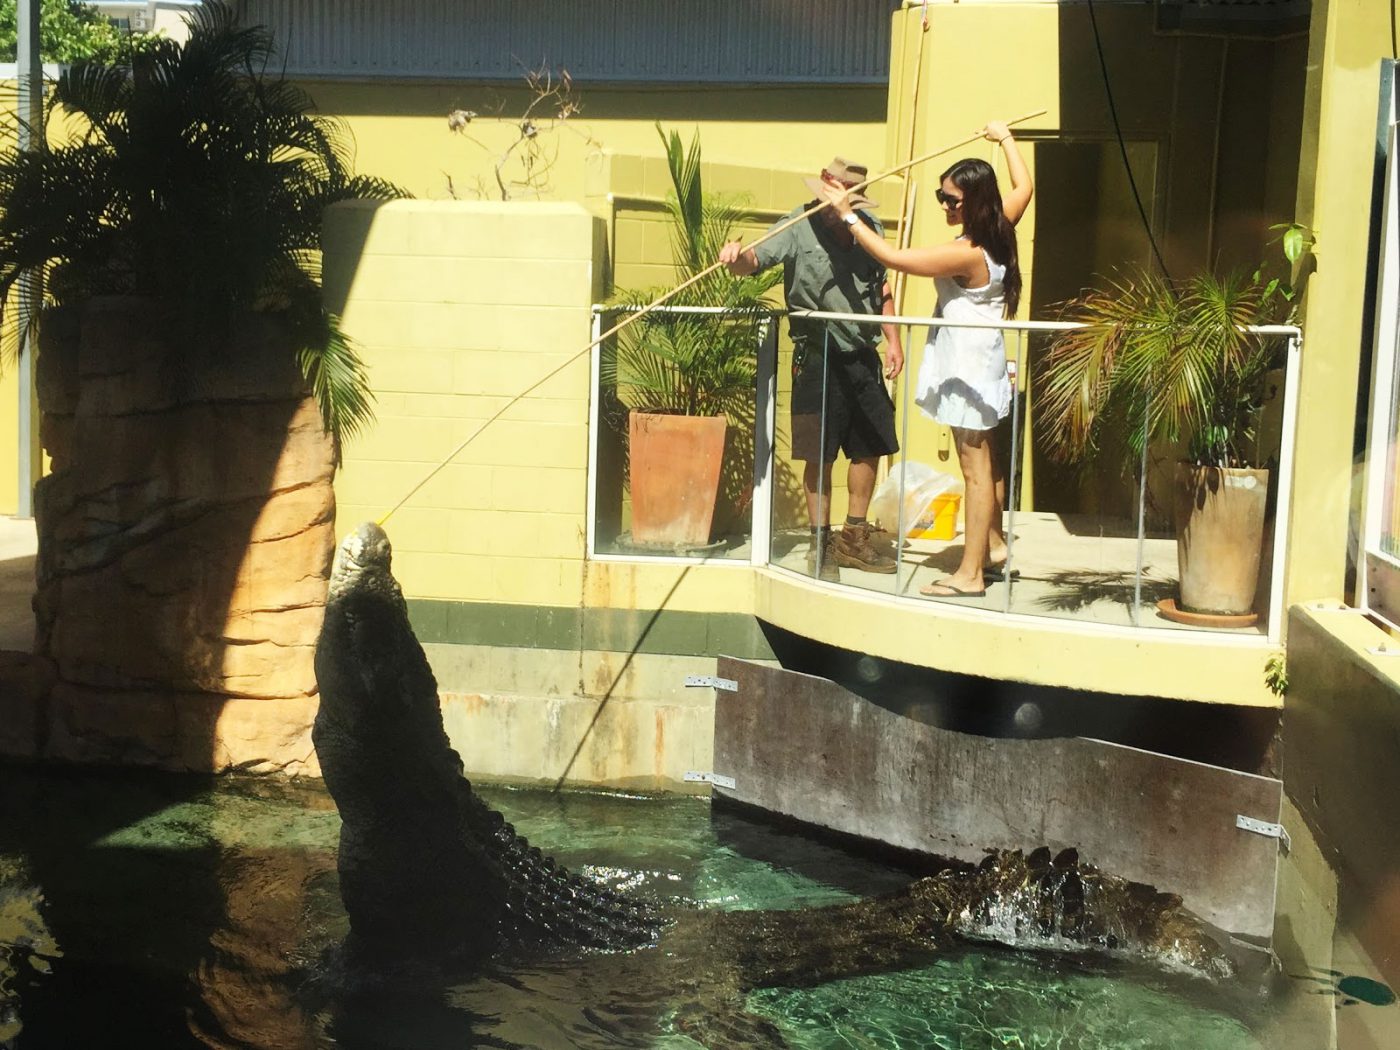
[819,121,1032,597]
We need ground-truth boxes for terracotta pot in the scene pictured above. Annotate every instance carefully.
[1173,463,1270,615]
[628,411,727,546]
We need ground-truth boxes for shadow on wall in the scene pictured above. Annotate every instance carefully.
[1027,3,1306,521]
[320,199,392,320]
[1282,606,1400,998]
[4,299,336,777]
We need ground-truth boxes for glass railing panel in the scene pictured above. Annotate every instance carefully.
[1133,330,1292,638]
[977,323,1157,630]
[882,320,1135,622]
[764,319,907,594]
[782,310,1293,638]
[588,305,771,562]
[767,323,817,585]
[593,300,1295,638]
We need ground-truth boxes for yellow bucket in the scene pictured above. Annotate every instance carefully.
[908,493,961,540]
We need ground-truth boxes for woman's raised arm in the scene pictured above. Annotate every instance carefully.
[984,121,1033,227]
[815,184,982,280]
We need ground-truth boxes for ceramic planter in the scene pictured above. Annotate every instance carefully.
[1173,463,1270,616]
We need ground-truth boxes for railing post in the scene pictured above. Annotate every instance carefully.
[750,315,777,567]
[894,322,914,588]
[1133,383,1151,628]
[1268,329,1304,641]
[814,327,832,578]
[1003,329,1025,614]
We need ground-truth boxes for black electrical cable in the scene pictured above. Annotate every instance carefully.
[1084,0,1172,279]
[1391,0,1397,61]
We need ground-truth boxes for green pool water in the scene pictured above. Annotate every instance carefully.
[0,764,1263,1049]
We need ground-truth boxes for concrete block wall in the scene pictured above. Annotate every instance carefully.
[321,198,777,789]
[323,200,602,605]
[1280,603,1400,1001]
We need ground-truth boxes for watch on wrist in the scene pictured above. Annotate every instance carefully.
[841,212,859,227]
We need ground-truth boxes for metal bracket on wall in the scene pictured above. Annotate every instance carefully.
[1236,814,1291,852]
[685,675,738,692]
[684,771,736,790]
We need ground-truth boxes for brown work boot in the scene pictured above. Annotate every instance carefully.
[805,531,841,582]
[835,522,898,573]
[861,521,898,556]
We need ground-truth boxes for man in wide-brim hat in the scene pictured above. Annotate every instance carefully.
[720,157,903,581]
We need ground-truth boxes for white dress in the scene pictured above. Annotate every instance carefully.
[914,243,1011,431]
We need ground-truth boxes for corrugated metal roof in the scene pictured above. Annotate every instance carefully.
[232,0,900,83]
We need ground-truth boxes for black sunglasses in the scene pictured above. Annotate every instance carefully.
[936,189,964,208]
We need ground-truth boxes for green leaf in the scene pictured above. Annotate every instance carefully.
[1282,225,1304,264]
[1037,266,1278,469]
[606,125,779,423]
[0,2,409,443]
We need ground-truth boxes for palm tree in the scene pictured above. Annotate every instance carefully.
[603,123,781,422]
[1036,270,1277,470]
[0,3,409,773]
[0,1,407,442]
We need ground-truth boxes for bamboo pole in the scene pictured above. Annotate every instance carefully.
[378,109,1048,525]
[890,5,933,317]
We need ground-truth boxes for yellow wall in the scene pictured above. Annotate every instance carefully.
[883,3,1306,516]
[1286,0,1393,605]
[305,78,900,536]
[302,81,890,204]
[323,198,771,616]
[0,366,17,518]
[324,199,603,605]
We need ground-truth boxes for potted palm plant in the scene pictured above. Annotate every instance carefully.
[602,125,780,550]
[1037,236,1306,622]
[0,3,406,767]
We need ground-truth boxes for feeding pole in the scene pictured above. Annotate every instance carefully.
[15,0,41,518]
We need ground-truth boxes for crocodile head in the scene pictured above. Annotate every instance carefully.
[328,520,394,600]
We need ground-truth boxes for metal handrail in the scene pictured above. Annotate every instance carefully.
[593,303,1302,340]
[587,301,1303,643]
[790,307,1301,338]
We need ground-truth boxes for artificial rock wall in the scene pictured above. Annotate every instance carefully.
[8,298,335,774]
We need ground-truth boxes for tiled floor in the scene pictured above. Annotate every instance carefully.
[766,511,1270,636]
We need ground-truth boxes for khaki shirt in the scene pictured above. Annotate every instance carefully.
[752,204,888,354]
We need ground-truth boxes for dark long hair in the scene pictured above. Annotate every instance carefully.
[940,158,1021,317]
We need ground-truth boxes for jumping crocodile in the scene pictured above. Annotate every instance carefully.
[312,522,660,961]
[313,522,1239,1046]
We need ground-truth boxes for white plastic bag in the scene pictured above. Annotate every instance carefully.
[867,461,963,539]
